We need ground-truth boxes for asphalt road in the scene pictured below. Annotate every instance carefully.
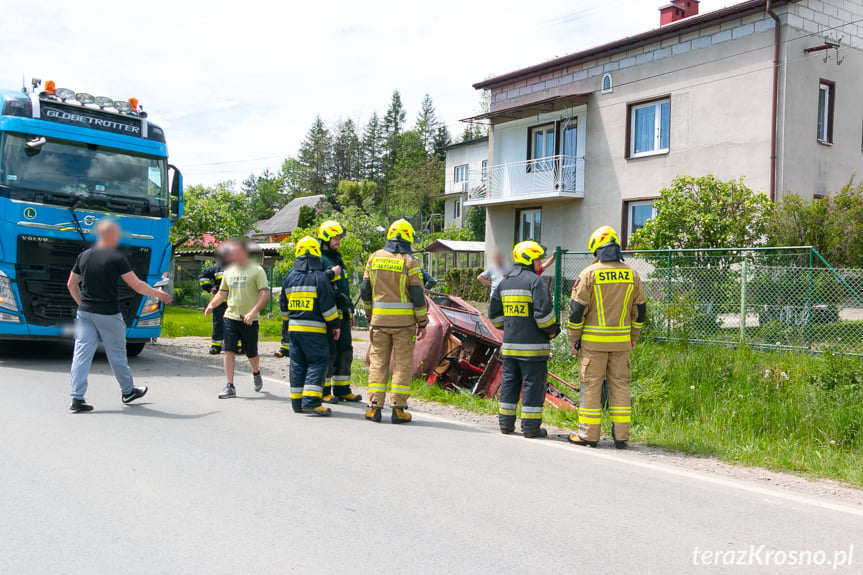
[0,343,860,575]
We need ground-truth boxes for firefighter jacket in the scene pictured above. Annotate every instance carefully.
[198,263,224,294]
[488,264,560,361]
[360,239,428,329]
[321,246,353,315]
[568,259,646,352]
[279,255,340,335]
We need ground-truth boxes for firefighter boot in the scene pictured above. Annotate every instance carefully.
[209,344,222,355]
[311,406,332,417]
[339,392,363,402]
[614,440,628,450]
[274,345,289,358]
[568,434,598,448]
[365,406,382,422]
[391,407,412,424]
[523,427,548,439]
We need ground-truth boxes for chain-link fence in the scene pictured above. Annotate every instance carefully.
[553,247,863,355]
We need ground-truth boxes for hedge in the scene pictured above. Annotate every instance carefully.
[445,267,489,302]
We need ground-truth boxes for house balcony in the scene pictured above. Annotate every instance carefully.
[465,155,584,206]
[445,178,486,198]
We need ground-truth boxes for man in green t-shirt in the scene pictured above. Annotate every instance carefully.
[205,239,270,399]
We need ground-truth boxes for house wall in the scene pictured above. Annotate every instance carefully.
[778,0,863,197]
[444,140,487,228]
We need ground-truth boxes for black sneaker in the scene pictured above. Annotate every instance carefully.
[253,372,263,392]
[218,383,236,399]
[122,386,148,404]
[70,399,94,412]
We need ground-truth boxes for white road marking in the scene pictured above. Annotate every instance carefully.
[149,349,863,518]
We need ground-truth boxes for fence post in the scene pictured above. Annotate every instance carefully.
[739,259,748,342]
[553,246,562,321]
[268,266,274,316]
[808,248,814,350]
[666,250,672,339]
[196,260,202,309]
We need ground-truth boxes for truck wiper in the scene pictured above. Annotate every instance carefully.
[68,195,89,243]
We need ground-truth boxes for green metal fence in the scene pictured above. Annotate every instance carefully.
[553,246,863,355]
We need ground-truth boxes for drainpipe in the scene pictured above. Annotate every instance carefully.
[766,0,781,202]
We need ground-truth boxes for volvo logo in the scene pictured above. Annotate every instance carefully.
[83,215,96,226]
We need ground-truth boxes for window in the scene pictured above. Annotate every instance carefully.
[625,200,657,246]
[481,159,488,181]
[454,164,469,183]
[818,80,834,144]
[517,208,541,243]
[454,199,461,220]
[529,124,555,170]
[601,73,613,94]
[628,98,670,157]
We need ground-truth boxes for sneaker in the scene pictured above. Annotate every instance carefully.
[70,398,94,412]
[391,407,412,424]
[311,406,332,417]
[523,427,548,439]
[122,386,148,404]
[338,392,363,402]
[365,406,382,422]
[568,434,598,447]
[218,383,236,399]
[209,346,222,355]
[253,372,263,392]
[322,394,339,404]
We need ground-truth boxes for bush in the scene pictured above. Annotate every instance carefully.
[445,267,489,301]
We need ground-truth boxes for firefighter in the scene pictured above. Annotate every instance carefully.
[198,245,231,355]
[318,220,363,404]
[280,236,341,416]
[360,219,428,424]
[488,241,560,438]
[567,226,646,449]
[274,301,290,358]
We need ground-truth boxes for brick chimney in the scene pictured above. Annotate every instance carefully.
[660,0,700,26]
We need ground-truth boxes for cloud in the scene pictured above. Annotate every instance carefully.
[0,0,724,185]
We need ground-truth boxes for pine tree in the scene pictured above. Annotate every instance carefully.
[360,112,384,184]
[415,93,439,154]
[332,118,361,183]
[297,115,334,197]
[432,124,452,161]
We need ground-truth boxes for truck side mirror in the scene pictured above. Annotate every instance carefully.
[168,164,183,221]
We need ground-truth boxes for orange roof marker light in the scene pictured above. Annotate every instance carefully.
[44,80,56,95]
[128,98,138,112]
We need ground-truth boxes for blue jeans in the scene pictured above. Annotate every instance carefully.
[70,310,134,399]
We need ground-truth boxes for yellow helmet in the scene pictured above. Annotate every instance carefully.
[318,220,345,243]
[295,235,322,258]
[387,219,415,243]
[588,226,620,253]
[512,240,546,266]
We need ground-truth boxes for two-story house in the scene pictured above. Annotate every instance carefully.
[441,136,488,229]
[465,0,863,259]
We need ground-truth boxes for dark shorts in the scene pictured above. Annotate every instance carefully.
[223,318,259,358]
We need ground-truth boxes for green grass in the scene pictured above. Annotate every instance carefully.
[407,338,863,486]
[161,306,283,341]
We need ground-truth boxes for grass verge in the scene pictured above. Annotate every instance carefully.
[161,306,283,342]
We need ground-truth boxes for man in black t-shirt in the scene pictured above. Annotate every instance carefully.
[66,220,172,412]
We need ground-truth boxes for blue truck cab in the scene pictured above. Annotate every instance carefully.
[0,80,183,355]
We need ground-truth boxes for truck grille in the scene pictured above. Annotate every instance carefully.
[15,236,151,327]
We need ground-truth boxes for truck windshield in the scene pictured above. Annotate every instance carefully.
[0,132,168,217]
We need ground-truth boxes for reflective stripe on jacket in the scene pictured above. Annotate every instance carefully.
[361,248,428,328]
[280,256,340,334]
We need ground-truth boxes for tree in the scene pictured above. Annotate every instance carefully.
[391,155,444,217]
[431,124,452,161]
[242,169,286,221]
[630,175,773,251]
[465,206,487,241]
[332,118,361,183]
[337,179,378,212]
[279,157,306,200]
[360,112,384,184]
[297,115,334,198]
[382,90,407,139]
[169,182,254,248]
[769,179,863,267]
[415,93,439,154]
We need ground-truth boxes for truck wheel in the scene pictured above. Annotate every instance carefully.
[126,342,146,357]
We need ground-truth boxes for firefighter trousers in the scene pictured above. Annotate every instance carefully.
[367,326,415,408]
[289,332,330,412]
[498,358,547,433]
[325,314,354,397]
[210,302,226,348]
[278,320,290,354]
[577,348,632,442]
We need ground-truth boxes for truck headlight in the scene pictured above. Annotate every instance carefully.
[0,271,19,313]
[0,312,21,323]
[140,295,161,316]
[137,316,161,328]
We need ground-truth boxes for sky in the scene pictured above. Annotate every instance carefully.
[1,0,731,186]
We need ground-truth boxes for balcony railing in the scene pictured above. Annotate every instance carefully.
[446,177,486,197]
[467,155,584,204]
